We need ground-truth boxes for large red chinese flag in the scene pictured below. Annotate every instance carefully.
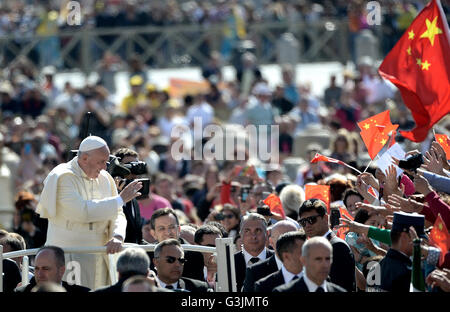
[305,185,330,214]
[429,214,450,266]
[357,110,399,159]
[378,0,450,142]
[263,194,286,219]
[435,133,450,159]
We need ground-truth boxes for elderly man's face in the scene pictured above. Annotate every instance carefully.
[82,147,110,179]
[241,219,267,255]
[34,250,65,285]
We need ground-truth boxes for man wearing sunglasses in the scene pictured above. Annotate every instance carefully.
[298,199,355,292]
[153,239,212,292]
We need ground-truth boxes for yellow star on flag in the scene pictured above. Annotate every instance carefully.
[408,30,415,39]
[364,124,370,130]
[422,60,431,70]
[416,58,422,65]
[407,46,412,55]
[439,138,444,143]
[420,16,443,46]
[381,139,387,145]
[438,223,443,230]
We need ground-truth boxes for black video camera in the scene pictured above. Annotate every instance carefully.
[398,153,424,173]
[107,157,150,199]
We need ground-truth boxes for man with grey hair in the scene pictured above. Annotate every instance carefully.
[234,213,274,292]
[279,184,305,221]
[274,237,346,292]
[94,247,153,292]
[242,219,298,292]
[36,136,143,290]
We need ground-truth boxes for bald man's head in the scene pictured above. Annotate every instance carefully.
[269,220,298,250]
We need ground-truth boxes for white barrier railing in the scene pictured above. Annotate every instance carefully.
[0,238,237,292]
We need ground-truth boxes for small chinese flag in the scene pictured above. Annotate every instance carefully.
[336,206,354,240]
[305,184,331,214]
[357,110,399,159]
[429,214,450,266]
[263,194,286,219]
[378,0,450,142]
[435,133,450,160]
[310,153,341,164]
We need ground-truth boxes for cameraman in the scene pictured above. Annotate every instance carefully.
[112,148,146,244]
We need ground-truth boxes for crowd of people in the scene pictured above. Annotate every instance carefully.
[0,0,450,294]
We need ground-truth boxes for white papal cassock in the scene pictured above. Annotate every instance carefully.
[36,156,127,290]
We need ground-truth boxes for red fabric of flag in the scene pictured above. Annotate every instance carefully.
[263,194,286,219]
[435,133,450,160]
[310,153,341,164]
[305,185,330,214]
[378,0,450,142]
[357,110,399,159]
[429,214,450,266]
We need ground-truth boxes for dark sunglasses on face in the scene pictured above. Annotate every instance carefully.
[298,215,322,227]
[165,256,187,264]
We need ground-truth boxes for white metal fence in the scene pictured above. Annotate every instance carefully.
[0,237,237,292]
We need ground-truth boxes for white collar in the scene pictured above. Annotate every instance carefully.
[323,229,333,239]
[281,265,303,283]
[156,277,178,290]
[274,255,283,271]
[303,269,328,292]
[243,247,267,267]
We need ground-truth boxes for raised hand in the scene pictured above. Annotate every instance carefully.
[387,194,424,213]
[338,214,370,236]
[422,147,445,176]
[413,171,433,196]
[384,165,403,197]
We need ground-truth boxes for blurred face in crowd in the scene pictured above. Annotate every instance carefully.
[365,213,384,228]
[153,245,184,284]
[302,244,332,286]
[79,146,110,179]
[220,209,239,232]
[345,195,362,217]
[198,233,220,268]
[240,219,267,256]
[299,210,329,238]
[34,250,65,285]
[142,223,157,243]
[155,179,172,199]
[120,155,139,179]
[151,214,180,242]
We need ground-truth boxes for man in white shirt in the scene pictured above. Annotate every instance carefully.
[274,236,346,292]
[254,230,306,292]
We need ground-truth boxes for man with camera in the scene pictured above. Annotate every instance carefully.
[36,136,143,290]
[111,147,148,244]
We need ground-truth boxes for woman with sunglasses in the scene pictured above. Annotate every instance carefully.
[219,204,241,238]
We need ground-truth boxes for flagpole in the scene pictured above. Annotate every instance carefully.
[339,161,362,175]
[363,157,376,173]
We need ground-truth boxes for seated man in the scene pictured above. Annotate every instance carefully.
[274,237,346,292]
[15,246,90,293]
[255,230,306,292]
[153,239,212,292]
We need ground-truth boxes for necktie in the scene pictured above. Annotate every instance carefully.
[165,285,174,290]
[316,286,325,293]
[250,257,260,264]
[291,275,299,281]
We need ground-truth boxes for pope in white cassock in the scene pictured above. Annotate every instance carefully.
[36,136,142,290]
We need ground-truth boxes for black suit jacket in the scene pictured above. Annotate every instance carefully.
[147,238,205,281]
[376,248,412,292]
[254,269,286,292]
[123,198,143,244]
[3,259,21,293]
[327,232,356,292]
[94,272,144,292]
[235,249,275,292]
[177,277,212,293]
[273,277,346,293]
[14,277,90,293]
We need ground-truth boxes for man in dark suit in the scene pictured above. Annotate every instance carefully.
[234,213,274,292]
[297,199,355,291]
[113,148,145,244]
[274,237,346,292]
[243,219,298,292]
[146,207,204,281]
[14,246,90,293]
[367,212,427,292]
[94,247,153,292]
[153,239,212,292]
[255,230,306,292]
[194,224,223,287]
